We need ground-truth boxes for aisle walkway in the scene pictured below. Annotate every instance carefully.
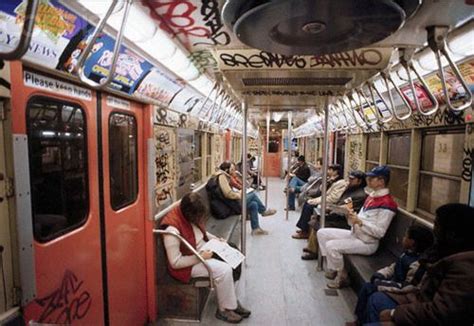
[163,178,357,326]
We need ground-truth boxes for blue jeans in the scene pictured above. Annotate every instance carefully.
[355,282,378,324]
[247,192,266,230]
[296,201,316,233]
[288,176,306,209]
[365,292,398,324]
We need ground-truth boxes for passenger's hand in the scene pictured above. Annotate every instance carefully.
[200,250,213,260]
[379,309,393,322]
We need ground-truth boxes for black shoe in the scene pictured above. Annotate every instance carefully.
[301,253,318,260]
[235,301,251,318]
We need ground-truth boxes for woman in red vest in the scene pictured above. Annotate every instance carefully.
[160,192,250,323]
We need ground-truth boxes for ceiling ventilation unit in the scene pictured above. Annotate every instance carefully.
[223,0,422,56]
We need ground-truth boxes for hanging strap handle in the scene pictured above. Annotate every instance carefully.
[381,71,413,121]
[399,48,440,116]
[74,0,133,90]
[427,26,472,112]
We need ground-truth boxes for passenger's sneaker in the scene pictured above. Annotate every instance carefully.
[251,228,269,236]
[215,309,243,323]
[261,208,276,216]
[234,301,251,318]
[324,270,337,280]
[327,277,350,289]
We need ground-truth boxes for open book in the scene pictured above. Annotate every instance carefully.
[201,239,245,269]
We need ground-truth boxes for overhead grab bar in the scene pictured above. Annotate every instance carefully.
[74,0,133,90]
[427,26,473,112]
[328,105,342,131]
[348,92,370,128]
[399,48,440,116]
[381,71,413,121]
[334,102,350,130]
[197,82,218,115]
[0,0,39,60]
[206,88,224,121]
[365,81,394,124]
[341,96,366,129]
[355,88,379,126]
[212,92,227,124]
[153,229,214,289]
[337,99,358,129]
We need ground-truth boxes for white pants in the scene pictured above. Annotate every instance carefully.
[317,228,379,271]
[191,258,237,311]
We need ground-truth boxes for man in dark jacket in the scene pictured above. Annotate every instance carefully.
[371,203,474,326]
[286,155,311,210]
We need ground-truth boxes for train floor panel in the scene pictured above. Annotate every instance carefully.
[158,178,357,325]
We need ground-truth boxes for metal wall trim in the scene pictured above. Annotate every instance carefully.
[12,134,36,305]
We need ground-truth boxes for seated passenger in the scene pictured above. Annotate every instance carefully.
[216,161,276,235]
[292,164,346,240]
[160,192,250,323]
[286,155,311,211]
[373,203,474,325]
[350,225,433,325]
[317,165,397,289]
[300,170,368,261]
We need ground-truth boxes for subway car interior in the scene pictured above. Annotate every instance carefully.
[0,0,473,325]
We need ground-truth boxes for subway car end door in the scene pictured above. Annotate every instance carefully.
[100,94,147,325]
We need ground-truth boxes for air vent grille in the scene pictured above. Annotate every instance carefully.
[242,77,352,86]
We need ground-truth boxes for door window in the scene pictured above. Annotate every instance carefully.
[27,97,88,242]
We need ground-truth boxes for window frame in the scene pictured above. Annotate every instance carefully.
[26,96,90,243]
[415,127,465,220]
[365,132,381,170]
[386,132,411,208]
[108,111,139,211]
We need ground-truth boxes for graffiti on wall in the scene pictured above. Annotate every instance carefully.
[348,137,363,172]
[154,126,177,210]
[34,270,92,324]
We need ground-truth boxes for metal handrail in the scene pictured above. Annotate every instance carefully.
[365,81,394,123]
[347,93,369,128]
[428,26,472,112]
[205,87,223,121]
[334,102,350,130]
[337,99,358,129]
[381,71,413,121]
[74,0,132,90]
[197,82,218,115]
[341,96,365,129]
[328,105,342,131]
[153,229,214,289]
[355,88,378,126]
[399,49,440,116]
[0,0,39,60]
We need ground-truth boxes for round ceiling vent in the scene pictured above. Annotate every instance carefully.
[223,0,421,56]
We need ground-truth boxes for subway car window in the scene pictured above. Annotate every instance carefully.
[417,130,464,219]
[27,97,88,242]
[366,133,380,171]
[387,133,411,207]
[109,113,138,210]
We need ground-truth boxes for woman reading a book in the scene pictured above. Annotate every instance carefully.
[160,192,250,324]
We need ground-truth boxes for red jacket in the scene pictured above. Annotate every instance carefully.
[160,206,208,283]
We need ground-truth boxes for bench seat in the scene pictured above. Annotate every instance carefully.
[155,184,242,321]
[344,210,432,293]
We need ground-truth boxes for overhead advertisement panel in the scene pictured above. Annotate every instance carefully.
[0,0,92,68]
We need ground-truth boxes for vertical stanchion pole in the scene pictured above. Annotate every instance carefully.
[256,128,261,192]
[285,111,292,220]
[265,109,270,207]
[241,100,248,255]
[318,97,331,270]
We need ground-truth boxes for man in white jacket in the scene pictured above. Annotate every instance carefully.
[317,166,398,289]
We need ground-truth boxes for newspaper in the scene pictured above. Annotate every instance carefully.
[201,239,245,269]
[326,204,350,216]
